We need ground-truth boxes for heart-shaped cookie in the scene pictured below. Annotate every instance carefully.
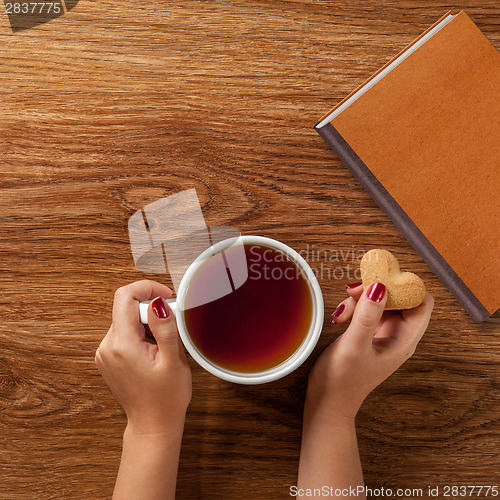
[360,249,426,310]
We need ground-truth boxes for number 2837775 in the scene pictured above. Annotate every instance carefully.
[5,3,62,14]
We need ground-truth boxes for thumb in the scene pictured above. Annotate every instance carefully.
[148,297,182,352]
[346,282,387,349]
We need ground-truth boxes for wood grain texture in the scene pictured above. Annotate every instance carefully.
[0,0,498,498]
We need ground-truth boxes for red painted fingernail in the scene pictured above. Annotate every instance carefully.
[331,303,345,324]
[151,297,169,319]
[346,282,363,289]
[332,303,345,318]
[367,282,386,303]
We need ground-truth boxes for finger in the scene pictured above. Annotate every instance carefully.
[147,297,185,356]
[397,292,434,353]
[95,347,102,367]
[95,326,112,364]
[345,282,364,300]
[344,282,388,349]
[95,335,108,373]
[331,282,365,325]
[112,280,173,343]
[331,296,358,325]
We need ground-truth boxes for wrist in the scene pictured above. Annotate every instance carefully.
[304,401,357,428]
[125,411,187,441]
[304,385,361,423]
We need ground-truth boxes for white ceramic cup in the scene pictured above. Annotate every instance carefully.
[140,235,324,384]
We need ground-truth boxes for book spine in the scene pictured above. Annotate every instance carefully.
[315,122,490,322]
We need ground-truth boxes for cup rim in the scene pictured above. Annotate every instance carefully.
[175,235,324,384]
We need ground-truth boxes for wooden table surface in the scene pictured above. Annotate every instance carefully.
[0,1,498,498]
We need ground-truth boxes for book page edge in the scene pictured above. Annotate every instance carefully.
[316,11,457,129]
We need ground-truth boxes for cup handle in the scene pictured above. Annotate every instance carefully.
[139,299,178,324]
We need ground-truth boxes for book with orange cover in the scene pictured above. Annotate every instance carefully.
[316,11,500,321]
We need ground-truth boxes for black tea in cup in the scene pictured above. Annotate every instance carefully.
[183,243,314,373]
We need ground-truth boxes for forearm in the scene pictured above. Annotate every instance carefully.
[112,417,186,500]
[297,397,365,499]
